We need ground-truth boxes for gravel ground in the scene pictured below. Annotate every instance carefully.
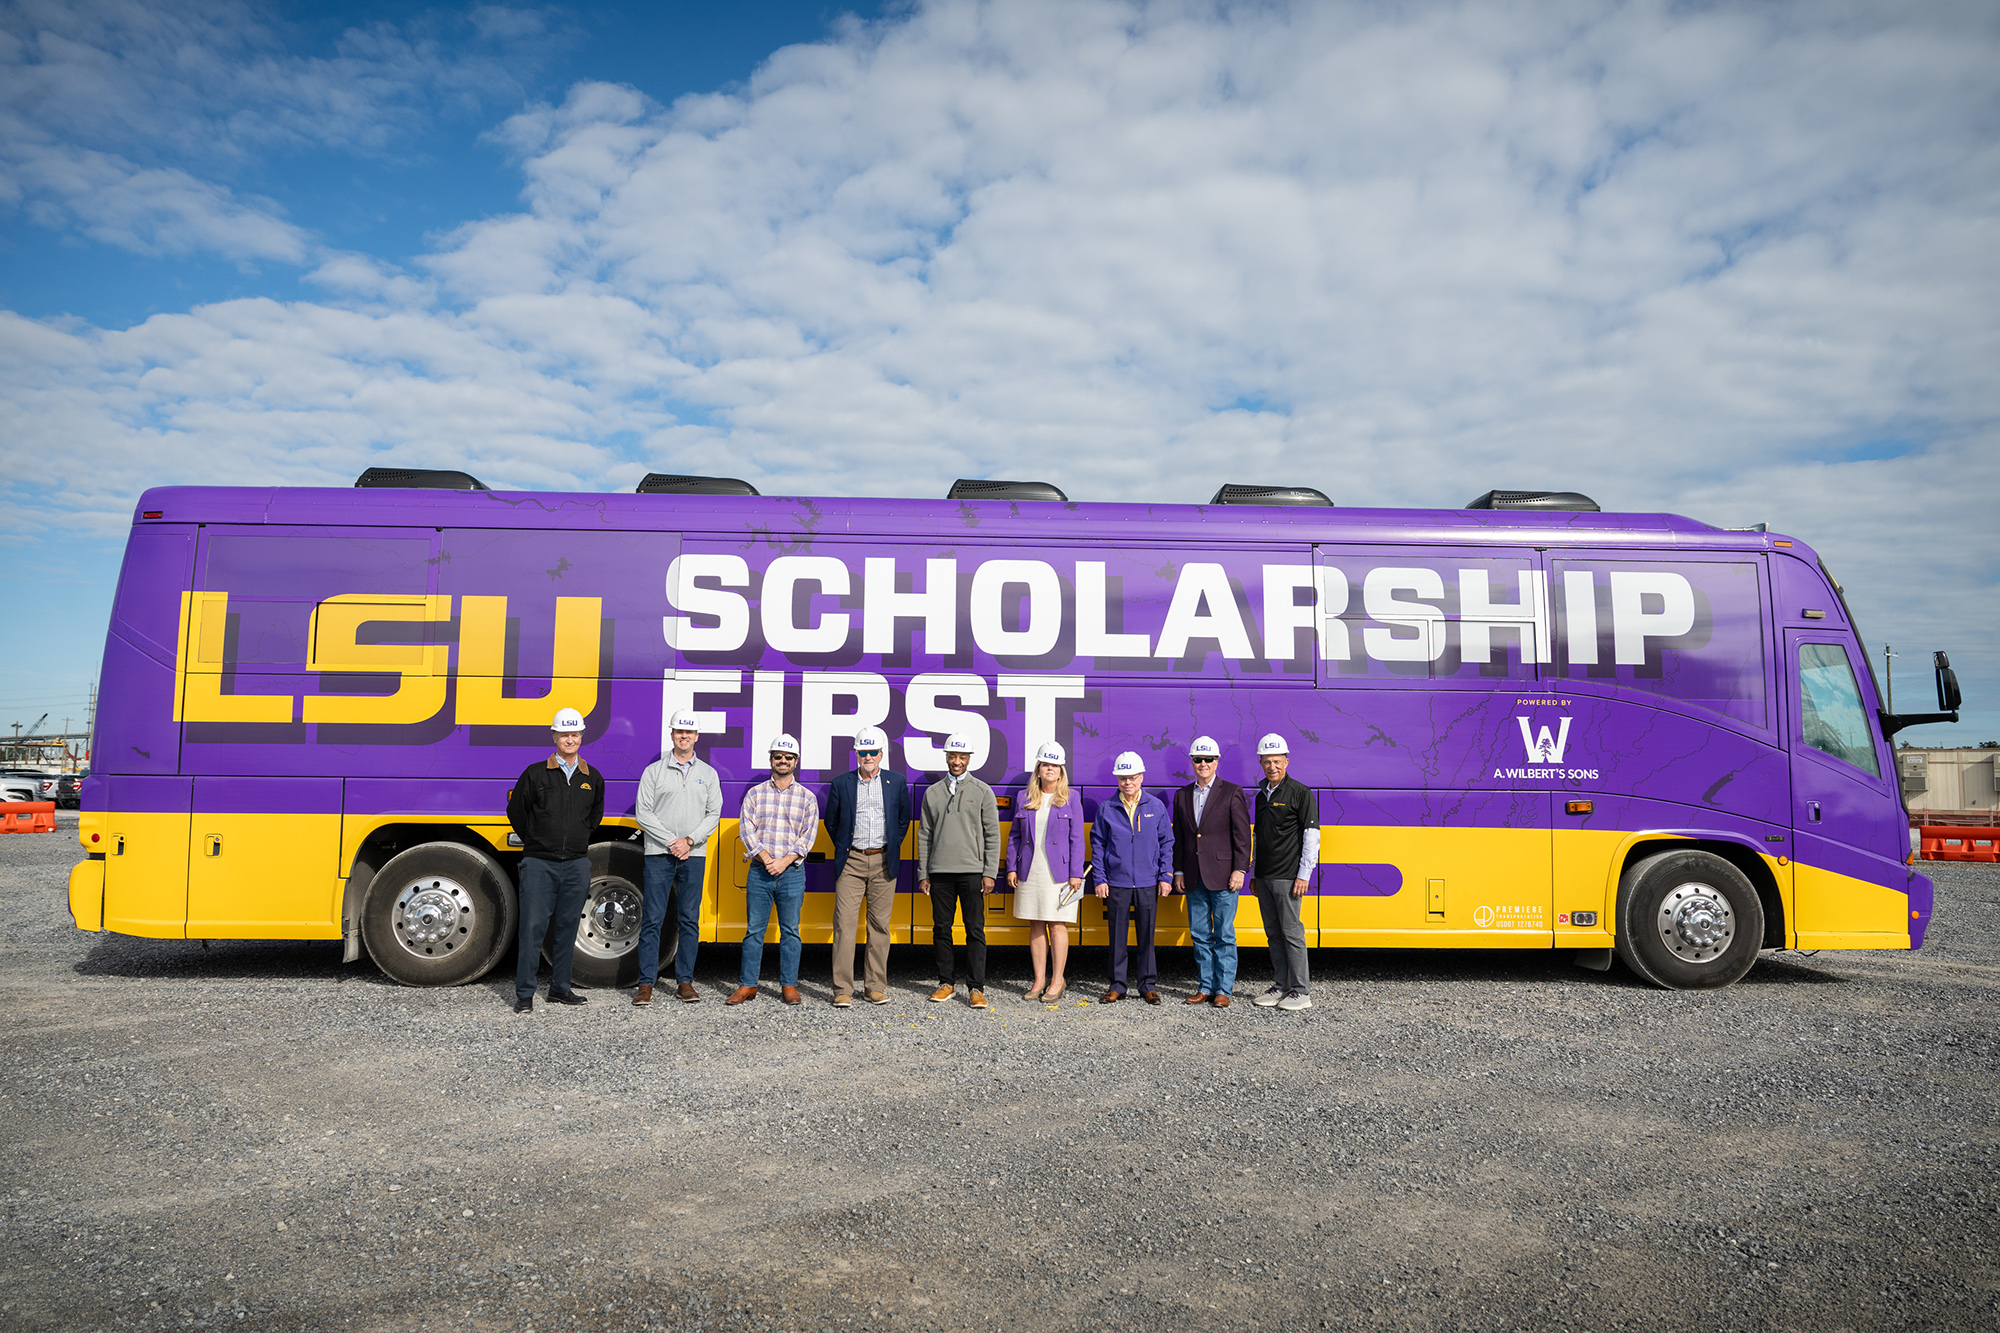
[3,818,1997,1332]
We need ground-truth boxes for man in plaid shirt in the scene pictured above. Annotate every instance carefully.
[728,733,821,1006]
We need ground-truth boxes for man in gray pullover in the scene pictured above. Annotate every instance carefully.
[916,734,1002,1008]
[632,710,724,1005]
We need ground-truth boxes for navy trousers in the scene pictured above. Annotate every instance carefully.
[516,855,591,1000]
[1105,884,1160,995]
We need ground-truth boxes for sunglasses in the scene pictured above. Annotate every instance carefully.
[1191,755,1217,763]
[769,753,796,761]
[855,749,882,758]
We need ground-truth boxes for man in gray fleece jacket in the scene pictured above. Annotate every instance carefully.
[916,735,1002,1008]
[632,710,725,1005]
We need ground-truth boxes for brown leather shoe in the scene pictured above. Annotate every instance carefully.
[677,982,699,1003]
[831,992,853,1008]
[1141,990,1161,1005]
[781,986,802,1005]
[1184,992,1212,1005]
[632,984,654,1007]
[1099,989,1124,1004]
[864,990,889,1005]
[929,985,955,1003]
[1213,994,1231,1008]
[725,986,758,1006]
[968,989,989,1009]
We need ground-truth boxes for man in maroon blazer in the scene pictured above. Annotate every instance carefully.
[1171,735,1254,1006]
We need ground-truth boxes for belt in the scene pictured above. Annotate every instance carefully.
[853,846,886,854]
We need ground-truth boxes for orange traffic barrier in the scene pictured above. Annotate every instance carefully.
[0,801,57,834]
[1918,826,2000,863]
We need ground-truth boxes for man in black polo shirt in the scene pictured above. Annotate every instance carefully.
[505,707,605,1013]
[1252,732,1318,1012]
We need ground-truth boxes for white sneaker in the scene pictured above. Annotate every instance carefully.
[1253,986,1284,1008]
[1278,991,1313,1011]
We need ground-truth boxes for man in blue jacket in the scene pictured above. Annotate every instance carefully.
[821,726,911,1007]
[1091,750,1175,1005]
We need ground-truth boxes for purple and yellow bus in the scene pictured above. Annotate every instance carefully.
[67,472,1960,991]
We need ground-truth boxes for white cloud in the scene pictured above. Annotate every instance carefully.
[0,0,563,262]
[3,0,1997,729]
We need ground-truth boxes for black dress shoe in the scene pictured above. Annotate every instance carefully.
[546,990,588,1006]
[513,997,533,1014]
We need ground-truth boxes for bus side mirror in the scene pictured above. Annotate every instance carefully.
[1935,651,1963,711]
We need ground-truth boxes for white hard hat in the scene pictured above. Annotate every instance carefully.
[668,710,701,733]
[551,707,586,732]
[767,733,801,756]
[1188,735,1221,759]
[1035,741,1068,766]
[1257,732,1289,756]
[853,726,888,752]
[943,733,978,754]
[1112,751,1145,776]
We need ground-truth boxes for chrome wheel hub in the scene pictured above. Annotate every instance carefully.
[393,877,474,958]
[1657,882,1734,963]
[575,877,641,959]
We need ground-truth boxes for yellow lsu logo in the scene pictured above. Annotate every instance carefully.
[173,592,601,727]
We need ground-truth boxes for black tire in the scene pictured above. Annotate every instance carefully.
[362,841,518,987]
[1614,848,1764,990]
[559,840,669,990]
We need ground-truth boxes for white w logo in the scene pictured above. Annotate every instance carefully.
[1516,715,1572,764]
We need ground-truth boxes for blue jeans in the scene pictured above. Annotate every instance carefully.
[516,855,590,1000]
[739,861,805,987]
[1185,880,1240,996]
[638,854,704,987]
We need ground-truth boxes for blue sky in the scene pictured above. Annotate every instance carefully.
[2,0,1996,747]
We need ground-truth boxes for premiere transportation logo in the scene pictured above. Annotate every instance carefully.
[1495,700,1600,782]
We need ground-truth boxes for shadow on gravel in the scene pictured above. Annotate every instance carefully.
[1738,953,1850,985]
[74,935,354,982]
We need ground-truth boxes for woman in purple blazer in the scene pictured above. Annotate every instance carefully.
[1006,741,1089,1002]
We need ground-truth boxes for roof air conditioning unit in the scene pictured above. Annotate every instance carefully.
[635,474,761,496]
[947,479,1068,502]
[1210,484,1334,507]
[354,467,489,491]
[1464,490,1600,512]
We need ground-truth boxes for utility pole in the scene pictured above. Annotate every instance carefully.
[1884,644,1897,715]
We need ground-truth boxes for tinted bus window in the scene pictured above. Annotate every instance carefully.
[1550,557,1767,729]
[1798,642,1879,777]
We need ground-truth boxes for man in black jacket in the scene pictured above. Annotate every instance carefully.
[505,707,605,1013]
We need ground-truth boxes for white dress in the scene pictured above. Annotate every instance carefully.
[1011,804,1079,924]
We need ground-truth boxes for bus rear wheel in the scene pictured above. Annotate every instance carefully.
[362,841,518,987]
[559,840,670,990]
[1614,848,1764,990]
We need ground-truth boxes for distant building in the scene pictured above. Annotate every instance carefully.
[1897,746,2000,822]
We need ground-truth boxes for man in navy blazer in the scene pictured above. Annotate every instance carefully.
[822,726,912,1006]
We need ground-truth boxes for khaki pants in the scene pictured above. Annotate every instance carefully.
[832,849,895,996]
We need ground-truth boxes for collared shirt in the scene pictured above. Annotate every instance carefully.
[669,754,696,776]
[1192,776,1214,823]
[1257,777,1321,881]
[740,777,821,860]
[556,754,578,780]
[854,770,886,847]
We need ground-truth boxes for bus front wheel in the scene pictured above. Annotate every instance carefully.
[362,841,518,987]
[1614,849,1764,990]
[561,840,666,990]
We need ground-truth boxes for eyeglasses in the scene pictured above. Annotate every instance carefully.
[855,749,882,758]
